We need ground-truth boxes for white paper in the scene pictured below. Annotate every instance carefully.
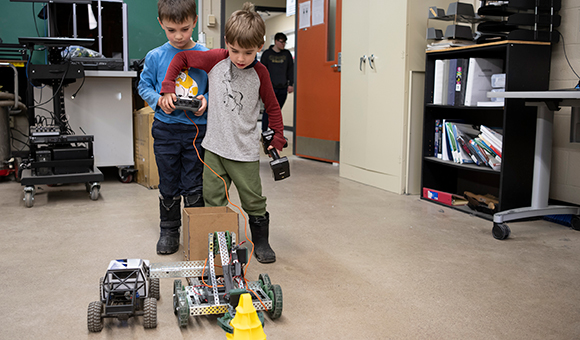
[312,0,324,26]
[287,0,296,16]
[299,1,311,29]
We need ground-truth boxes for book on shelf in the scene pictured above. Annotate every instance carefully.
[423,187,469,206]
[479,125,503,156]
[456,135,480,165]
[440,119,454,161]
[470,140,490,167]
[433,60,449,105]
[447,59,457,106]
[453,123,481,163]
[443,120,462,162]
[465,138,486,165]
[434,119,441,158]
[480,125,503,145]
[479,134,502,158]
[476,101,503,107]
[473,137,501,161]
[454,58,469,106]
[464,58,503,106]
[485,149,501,171]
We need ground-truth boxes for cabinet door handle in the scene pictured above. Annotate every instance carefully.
[368,54,375,69]
[360,55,367,71]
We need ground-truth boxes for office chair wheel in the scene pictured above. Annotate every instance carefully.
[90,186,100,200]
[24,191,34,208]
[492,222,511,240]
[571,216,580,231]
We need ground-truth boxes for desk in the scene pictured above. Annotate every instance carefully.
[487,91,580,239]
[35,70,136,168]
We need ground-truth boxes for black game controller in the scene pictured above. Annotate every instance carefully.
[174,97,202,112]
[261,130,290,181]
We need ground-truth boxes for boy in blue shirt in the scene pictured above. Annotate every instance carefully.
[138,0,208,255]
[159,3,285,263]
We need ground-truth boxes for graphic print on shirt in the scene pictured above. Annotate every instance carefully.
[221,67,244,114]
[175,69,199,99]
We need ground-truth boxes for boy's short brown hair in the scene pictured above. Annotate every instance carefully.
[158,0,197,24]
[225,2,265,49]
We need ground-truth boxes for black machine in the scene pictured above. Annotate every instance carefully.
[261,130,290,181]
[18,36,103,207]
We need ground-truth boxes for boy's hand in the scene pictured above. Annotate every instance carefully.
[194,95,208,116]
[267,145,282,155]
[158,93,177,114]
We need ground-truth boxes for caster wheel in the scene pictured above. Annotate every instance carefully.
[119,174,133,183]
[493,223,511,240]
[90,186,100,200]
[24,191,34,208]
[570,216,580,231]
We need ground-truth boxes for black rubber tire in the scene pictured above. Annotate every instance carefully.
[259,273,272,292]
[173,280,182,315]
[143,298,157,329]
[87,301,104,332]
[150,278,160,300]
[99,277,105,302]
[570,216,580,231]
[268,284,283,320]
[493,223,511,240]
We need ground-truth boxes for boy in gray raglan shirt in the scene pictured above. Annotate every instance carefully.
[160,2,285,263]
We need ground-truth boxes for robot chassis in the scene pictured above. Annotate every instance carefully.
[149,231,283,332]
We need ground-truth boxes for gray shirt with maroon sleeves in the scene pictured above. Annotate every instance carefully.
[161,49,286,162]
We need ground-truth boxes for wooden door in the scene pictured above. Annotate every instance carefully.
[294,0,342,162]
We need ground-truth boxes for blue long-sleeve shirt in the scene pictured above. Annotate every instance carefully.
[138,42,209,125]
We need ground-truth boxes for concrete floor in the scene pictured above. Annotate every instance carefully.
[1,140,580,339]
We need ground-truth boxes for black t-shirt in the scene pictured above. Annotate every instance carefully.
[260,46,294,89]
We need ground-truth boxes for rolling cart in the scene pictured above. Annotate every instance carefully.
[18,37,103,207]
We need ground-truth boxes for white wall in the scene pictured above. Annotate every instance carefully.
[198,0,221,49]
[547,1,580,205]
[263,13,295,129]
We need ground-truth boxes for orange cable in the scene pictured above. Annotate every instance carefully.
[184,111,255,279]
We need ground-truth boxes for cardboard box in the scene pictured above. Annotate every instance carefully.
[133,106,159,189]
[182,207,240,263]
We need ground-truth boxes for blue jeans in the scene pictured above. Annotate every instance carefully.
[152,119,206,198]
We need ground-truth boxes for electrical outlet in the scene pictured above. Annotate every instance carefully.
[207,37,214,49]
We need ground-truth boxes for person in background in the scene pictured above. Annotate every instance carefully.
[259,32,294,132]
[138,0,208,255]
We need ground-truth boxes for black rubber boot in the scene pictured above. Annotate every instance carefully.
[249,212,276,263]
[183,192,204,208]
[157,196,181,255]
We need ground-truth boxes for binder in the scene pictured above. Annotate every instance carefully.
[464,58,503,106]
[447,59,457,106]
[423,188,469,206]
[433,60,449,104]
[454,58,469,106]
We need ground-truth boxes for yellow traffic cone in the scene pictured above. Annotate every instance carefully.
[226,293,267,340]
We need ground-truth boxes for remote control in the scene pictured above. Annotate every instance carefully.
[174,98,202,112]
